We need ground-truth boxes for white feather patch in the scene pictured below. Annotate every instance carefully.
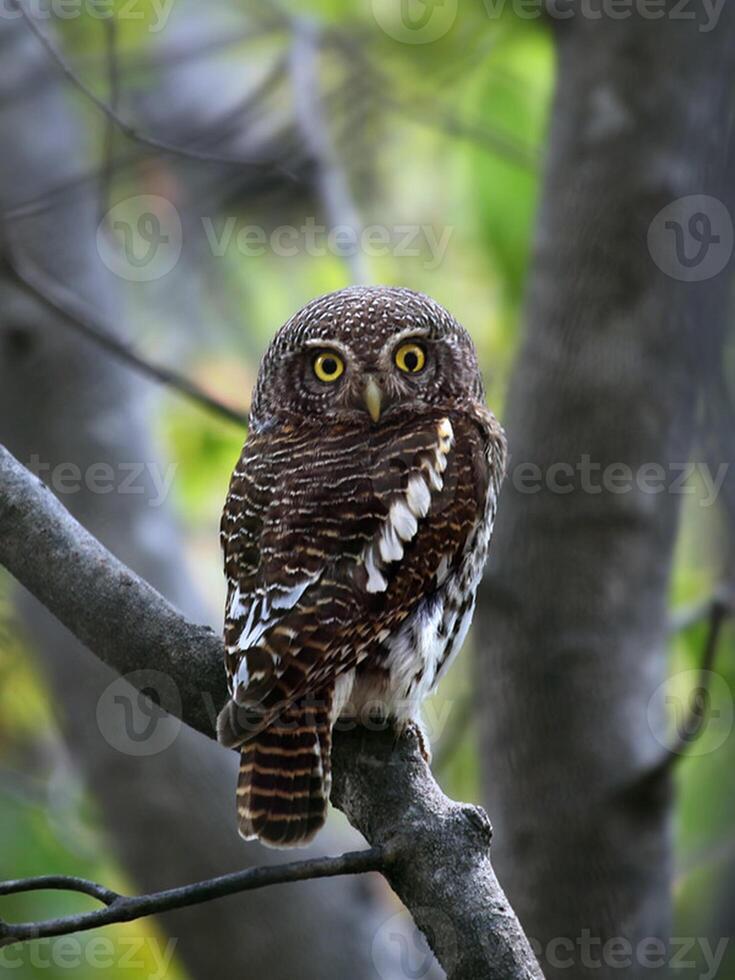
[233,657,250,691]
[270,577,314,610]
[356,416,455,594]
[437,418,454,445]
[406,474,431,518]
[423,465,443,492]
[236,599,274,650]
[365,549,388,593]
[434,418,454,474]
[436,554,450,585]
[389,499,418,542]
[228,584,246,618]
[379,523,404,562]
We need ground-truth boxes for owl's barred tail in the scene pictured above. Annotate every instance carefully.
[236,696,333,848]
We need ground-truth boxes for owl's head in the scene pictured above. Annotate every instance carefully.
[249,286,485,429]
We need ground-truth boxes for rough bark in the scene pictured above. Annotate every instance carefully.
[475,8,735,978]
[0,12,395,979]
[0,443,544,980]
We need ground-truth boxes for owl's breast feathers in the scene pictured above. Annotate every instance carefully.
[218,405,506,748]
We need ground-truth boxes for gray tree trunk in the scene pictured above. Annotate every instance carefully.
[0,14,395,979]
[476,9,735,978]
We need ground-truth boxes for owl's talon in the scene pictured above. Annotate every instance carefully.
[220,286,505,847]
[403,719,432,764]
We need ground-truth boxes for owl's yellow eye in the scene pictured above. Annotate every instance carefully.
[395,342,426,374]
[313,351,345,383]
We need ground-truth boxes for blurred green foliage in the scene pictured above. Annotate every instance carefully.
[0,1,733,977]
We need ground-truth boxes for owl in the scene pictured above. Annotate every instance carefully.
[217,286,506,847]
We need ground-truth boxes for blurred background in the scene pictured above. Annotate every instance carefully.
[0,0,733,977]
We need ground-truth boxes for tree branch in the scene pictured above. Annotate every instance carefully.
[433,594,729,772]
[12,0,300,178]
[332,726,543,979]
[0,848,384,947]
[0,442,225,737]
[0,443,543,979]
[95,1,120,224]
[4,244,249,429]
[290,20,370,284]
[648,596,733,776]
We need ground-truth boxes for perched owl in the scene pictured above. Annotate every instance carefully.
[217,286,506,847]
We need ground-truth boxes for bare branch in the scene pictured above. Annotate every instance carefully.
[4,53,292,224]
[669,593,729,635]
[0,442,226,736]
[435,593,733,771]
[655,596,732,770]
[384,94,539,172]
[96,3,120,224]
[325,31,539,172]
[0,848,384,946]
[0,443,543,979]
[4,244,249,428]
[290,19,370,284]
[12,0,300,178]
[332,726,544,980]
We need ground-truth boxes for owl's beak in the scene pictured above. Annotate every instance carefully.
[362,376,382,423]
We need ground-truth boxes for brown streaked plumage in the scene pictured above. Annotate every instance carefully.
[217,286,506,847]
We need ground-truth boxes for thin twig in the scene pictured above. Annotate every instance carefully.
[385,93,538,171]
[12,0,299,178]
[328,38,538,173]
[8,20,283,102]
[4,57,293,224]
[5,245,249,427]
[637,597,733,785]
[4,146,153,222]
[0,445,542,979]
[666,597,731,760]
[669,596,721,634]
[436,593,732,771]
[0,848,385,946]
[290,19,369,284]
[97,4,120,224]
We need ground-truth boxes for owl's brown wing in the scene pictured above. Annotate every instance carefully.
[218,408,491,747]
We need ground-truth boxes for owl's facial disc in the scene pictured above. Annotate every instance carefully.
[294,331,438,424]
[249,286,485,431]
